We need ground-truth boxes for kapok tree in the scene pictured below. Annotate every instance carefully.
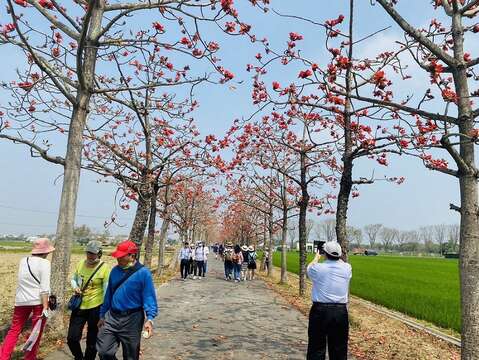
[223,173,288,279]
[0,0,268,304]
[245,4,412,261]
[230,111,335,295]
[228,136,308,283]
[220,182,269,248]
[167,177,219,245]
[364,2,479,354]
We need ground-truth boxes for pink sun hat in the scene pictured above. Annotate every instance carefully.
[31,238,55,255]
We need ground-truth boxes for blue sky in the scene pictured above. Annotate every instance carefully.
[0,1,461,235]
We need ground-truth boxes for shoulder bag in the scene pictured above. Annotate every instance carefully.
[67,261,105,311]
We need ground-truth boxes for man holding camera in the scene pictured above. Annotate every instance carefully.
[306,241,352,360]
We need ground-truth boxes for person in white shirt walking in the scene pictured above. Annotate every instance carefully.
[202,244,209,276]
[193,242,206,279]
[0,238,55,360]
[178,242,192,280]
[306,241,352,360]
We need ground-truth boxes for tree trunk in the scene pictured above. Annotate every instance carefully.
[50,1,105,312]
[143,184,159,269]
[450,12,479,358]
[156,218,170,276]
[336,0,354,262]
[458,174,479,358]
[267,204,274,277]
[50,96,89,308]
[298,151,310,297]
[129,188,152,251]
[335,156,353,261]
[280,207,288,284]
[260,214,267,271]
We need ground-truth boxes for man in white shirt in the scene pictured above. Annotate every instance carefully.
[306,241,352,360]
[202,245,210,277]
[178,242,192,280]
[193,243,206,279]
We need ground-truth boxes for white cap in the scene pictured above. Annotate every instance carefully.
[323,241,342,258]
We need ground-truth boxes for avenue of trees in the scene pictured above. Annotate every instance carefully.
[1,1,479,357]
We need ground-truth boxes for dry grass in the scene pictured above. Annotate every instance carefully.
[257,266,460,360]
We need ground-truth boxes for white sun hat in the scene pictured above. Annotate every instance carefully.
[323,241,342,258]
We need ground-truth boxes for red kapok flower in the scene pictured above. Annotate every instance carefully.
[152,22,165,32]
[14,0,28,7]
[298,69,313,79]
[18,82,34,91]
[289,32,303,41]
[52,47,60,57]
[39,0,54,9]
[221,0,234,13]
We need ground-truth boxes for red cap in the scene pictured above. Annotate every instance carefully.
[111,240,138,258]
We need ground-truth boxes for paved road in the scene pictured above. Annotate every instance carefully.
[146,258,308,360]
[48,257,309,359]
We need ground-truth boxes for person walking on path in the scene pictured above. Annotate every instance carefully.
[202,244,210,276]
[232,245,243,283]
[306,242,352,360]
[67,241,110,360]
[263,250,269,272]
[218,243,225,260]
[240,245,249,281]
[179,242,192,280]
[223,244,234,280]
[193,242,206,279]
[96,240,158,360]
[247,246,257,280]
[0,238,55,360]
[188,244,195,278]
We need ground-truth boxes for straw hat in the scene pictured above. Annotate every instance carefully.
[241,245,248,251]
[248,245,254,251]
[31,238,55,255]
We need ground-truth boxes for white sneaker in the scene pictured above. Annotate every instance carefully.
[193,276,197,279]
[198,277,201,280]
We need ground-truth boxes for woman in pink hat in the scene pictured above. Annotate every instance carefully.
[0,238,55,360]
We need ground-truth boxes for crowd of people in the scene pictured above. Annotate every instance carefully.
[0,238,157,360]
[0,237,351,360]
[219,243,257,282]
[178,241,209,280]
[178,241,258,284]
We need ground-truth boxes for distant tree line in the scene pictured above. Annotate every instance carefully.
[281,220,459,255]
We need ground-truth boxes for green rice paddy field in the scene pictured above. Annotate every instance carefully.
[272,252,461,332]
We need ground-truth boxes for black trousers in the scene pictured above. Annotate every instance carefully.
[67,305,101,360]
[188,259,194,274]
[307,303,349,360]
[180,259,189,279]
[194,260,204,277]
[97,310,144,360]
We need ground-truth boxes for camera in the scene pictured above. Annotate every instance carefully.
[314,241,325,254]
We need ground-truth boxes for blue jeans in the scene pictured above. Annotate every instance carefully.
[224,261,233,279]
[233,263,241,280]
